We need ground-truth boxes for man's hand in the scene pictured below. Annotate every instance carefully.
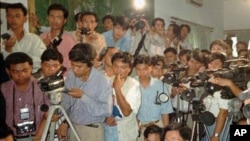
[44,112,60,122]
[208,76,233,87]
[68,88,84,98]
[87,31,98,40]
[113,74,124,91]
[56,123,68,139]
[4,36,16,52]
[104,116,117,126]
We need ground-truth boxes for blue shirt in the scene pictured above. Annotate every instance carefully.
[136,77,173,124]
[102,30,131,51]
[62,68,113,125]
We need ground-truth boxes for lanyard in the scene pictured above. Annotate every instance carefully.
[12,82,36,126]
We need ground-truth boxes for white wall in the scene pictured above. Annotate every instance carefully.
[224,0,250,30]
[154,0,224,41]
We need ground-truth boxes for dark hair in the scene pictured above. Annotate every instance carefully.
[81,11,99,23]
[134,54,151,67]
[5,52,33,69]
[111,51,133,68]
[180,24,191,33]
[47,3,68,19]
[164,47,177,55]
[98,46,118,61]
[102,15,114,24]
[0,123,14,139]
[207,52,227,64]
[113,15,130,30]
[168,23,180,38]
[144,125,162,139]
[236,41,248,49]
[69,43,97,67]
[152,17,165,27]
[162,122,191,141]
[41,48,63,64]
[179,49,192,60]
[237,48,249,57]
[74,12,84,22]
[188,50,205,64]
[201,49,211,56]
[6,3,27,16]
[151,55,165,66]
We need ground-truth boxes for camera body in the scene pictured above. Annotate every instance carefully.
[1,33,11,40]
[39,67,66,104]
[81,27,91,35]
[16,121,36,134]
[162,63,187,85]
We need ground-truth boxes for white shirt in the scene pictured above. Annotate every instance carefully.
[1,30,46,72]
[203,90,230,117]
[112,76,141,141]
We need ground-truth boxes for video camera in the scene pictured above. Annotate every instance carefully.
[188,64,250,99]
[39,66,66,105]
[162,63,187,87]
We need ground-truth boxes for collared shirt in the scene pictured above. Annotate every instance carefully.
[179,39,192,50]
[147,33,166,56]
[1,30,46,73]
[111,76,141,141]
[1,77,49,137]
[102,30,131,52]
[136,77,173,124]
[129,30,150,56]
[203,90,230,117]
[81,33,107,55]
[40,31,77,70]
[62,68,113,125]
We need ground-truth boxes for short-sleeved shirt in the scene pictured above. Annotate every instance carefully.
[136,77,173,124]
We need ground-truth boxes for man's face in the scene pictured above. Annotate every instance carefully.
[166,25,175,39]
[210,44,226,54]
[164,52,176,65]
[103,18,113,31]
[179,54,188,65]
[112,59,131,80]
[154,20,164,34]
[135,64,152,80]
[41,60,62,77]
[237,43,247,53]
[164,130,184,141]
[145,133,161,141]
[82,15,97,31]
[48,10,66,30]
[6,8,26,30]
[180,26,189,39]
[208,59,223,70]
[7,62,32,85]
[71,61,91,78]
[187,58,201,72]
[113,25,127,40]
[104,48,119,67]
[151,61,164,79]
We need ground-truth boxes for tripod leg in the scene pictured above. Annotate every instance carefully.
[59,105,81,141]
[49,122,56,141]
[41,106,56,141]
[203,124,211,141]
[191,121,196,141]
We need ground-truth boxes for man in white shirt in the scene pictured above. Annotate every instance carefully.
[1,3,46,73]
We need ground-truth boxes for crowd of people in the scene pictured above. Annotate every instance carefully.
[1,2,250,141]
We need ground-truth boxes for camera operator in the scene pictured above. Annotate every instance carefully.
[40,3,77,70]
[79,11,107,55]
[58,43,113,141]
[1,52,49,141]
[201,52,229,141]
[134,55,173,141]
[128,17,151,56]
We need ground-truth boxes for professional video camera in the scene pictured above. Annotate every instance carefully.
[39,66,66,105]
[162,63,187,87]
[187,64,250,99]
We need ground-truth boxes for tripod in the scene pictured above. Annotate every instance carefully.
[190,110,210,141]
[40,89,81,141]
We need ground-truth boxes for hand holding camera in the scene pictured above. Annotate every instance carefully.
[68,88,84,98]
[1,33,16,53]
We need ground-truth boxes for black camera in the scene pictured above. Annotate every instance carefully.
[155,92,169,105]
[39,67,66,92]
[81,27,91,35]
[162,63,187,86]
[16,121,36,134]
[1,33,11,40]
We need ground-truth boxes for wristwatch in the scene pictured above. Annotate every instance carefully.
[214,133,220,137]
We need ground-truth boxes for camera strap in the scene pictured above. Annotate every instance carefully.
[48,28,64,49]
[134,33,147,57]
[12,82,36,127]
